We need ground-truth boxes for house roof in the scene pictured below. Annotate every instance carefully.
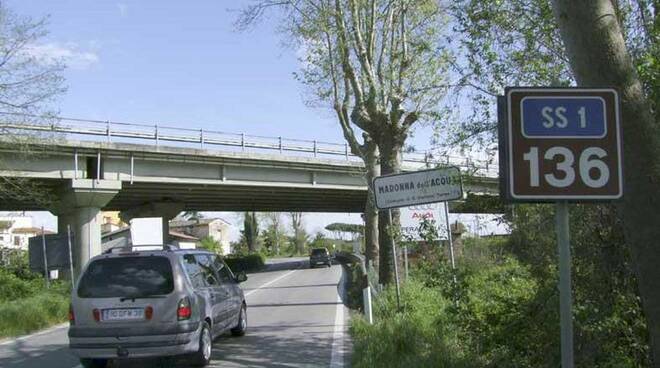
[169,218,230,228]
[102,227,130,238]
[169,230,199,241]
[12,227,55,235]
[101,226,200,241]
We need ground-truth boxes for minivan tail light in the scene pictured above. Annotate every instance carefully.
[177,297,191,320]
[145,306,153,320]
[92,308,100,322]
[68,304,75,325]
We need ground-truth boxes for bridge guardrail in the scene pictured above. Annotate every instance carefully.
[0,112,499,177]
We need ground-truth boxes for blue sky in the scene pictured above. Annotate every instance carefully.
[7,0,434,147]
[4,0,468,238]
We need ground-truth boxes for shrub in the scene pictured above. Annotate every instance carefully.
[351,251,546,368]
[351,280,478,368]
[0,291,69,337]
[224,253,266,272]
[198,236,223,255]
[0,269,41,301]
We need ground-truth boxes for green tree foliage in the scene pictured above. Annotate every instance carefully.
[0,3,66,206]
[198,236,222,255]
[0,256,70,338]
[444,0,658,362]
[309,231,329,248]
[261,212,285,256]
[290,212,308,254]
[352,219,649,367]
[241,211,260,252]
[237,0,452,284]
[443,0,656,149]
[508,204,649,365]
[548,1,659,360]
[223,253,266,273]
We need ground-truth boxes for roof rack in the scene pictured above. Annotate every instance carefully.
[102,244,179,254]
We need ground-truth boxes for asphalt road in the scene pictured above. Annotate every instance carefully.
[0,257,351,368]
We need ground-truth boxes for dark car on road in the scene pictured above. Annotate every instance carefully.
[69,246,248,368]
[309,247,332,268]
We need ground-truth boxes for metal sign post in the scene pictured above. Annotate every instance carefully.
[388,209,402,311]
[403,245,409,281]
[444,202,458,300]
[556,201,573,366]
[41,227,49,289]
[444,202,456,272]
[67,225,75,288]
[499,88,623,368]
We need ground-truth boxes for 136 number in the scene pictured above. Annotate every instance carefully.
[523,146,609,188]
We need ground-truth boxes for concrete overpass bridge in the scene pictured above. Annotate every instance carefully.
[0,116,499,275]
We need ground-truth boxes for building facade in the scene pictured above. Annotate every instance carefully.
[169,218,232,255]
[0,215,53,250]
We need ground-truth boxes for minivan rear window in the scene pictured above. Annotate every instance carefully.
[312,248,328,255]
[78,256,174,298]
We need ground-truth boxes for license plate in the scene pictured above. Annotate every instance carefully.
[102,308,145,321]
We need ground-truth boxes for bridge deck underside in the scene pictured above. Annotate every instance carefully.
[0,179,367,213]
[110,182,367,212]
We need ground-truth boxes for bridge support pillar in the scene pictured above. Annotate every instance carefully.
[119,201,184,245]
[52,179,122,278]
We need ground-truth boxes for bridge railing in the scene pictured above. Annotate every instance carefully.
[0,112,499,177]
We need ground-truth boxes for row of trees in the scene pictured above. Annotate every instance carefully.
[237,212,366,255]
[236,211,312,255]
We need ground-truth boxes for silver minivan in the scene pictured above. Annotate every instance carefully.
[68,246,248,368]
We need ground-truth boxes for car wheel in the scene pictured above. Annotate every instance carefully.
[231,304,247,337]
[80,359,108,368]
[189,321,212,367]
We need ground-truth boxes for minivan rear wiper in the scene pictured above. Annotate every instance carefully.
[119,295,167,302]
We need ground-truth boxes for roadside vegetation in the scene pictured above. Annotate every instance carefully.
[223,253,266,273]
[350,206,650,367]
[0,251,70,338]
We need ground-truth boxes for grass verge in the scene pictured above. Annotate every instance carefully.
[0,289,69,338]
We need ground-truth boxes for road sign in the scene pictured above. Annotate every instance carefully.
[373,167,463,311]
[501,88,622,201]
[400,203,445,241]
[373,167,463,210]
[499,87,624,368]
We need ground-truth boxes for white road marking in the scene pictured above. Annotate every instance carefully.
[0,322,68,346]
[329,293,345,368]
[244,265,300,297]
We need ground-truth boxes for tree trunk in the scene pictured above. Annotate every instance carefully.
[364,141,380,270]
[377,138,402,285]
[244,211,259,252]
[551,0,660,363]
[291,212,305,255]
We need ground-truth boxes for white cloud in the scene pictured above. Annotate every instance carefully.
[117,3,128,17]
[24,42,100,70]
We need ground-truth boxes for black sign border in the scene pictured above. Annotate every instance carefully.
[499,87,624,203]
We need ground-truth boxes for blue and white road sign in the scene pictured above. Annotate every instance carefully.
[521,96,606,138]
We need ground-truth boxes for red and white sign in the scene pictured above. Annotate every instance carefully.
[399,203,446,241]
